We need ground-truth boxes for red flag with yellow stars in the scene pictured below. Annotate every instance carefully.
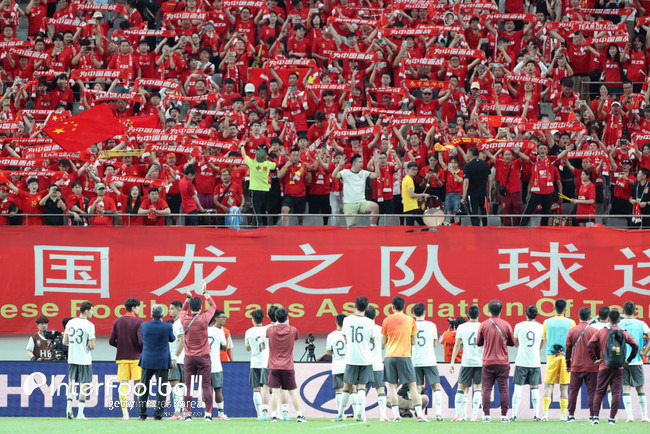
[43,103,126,151]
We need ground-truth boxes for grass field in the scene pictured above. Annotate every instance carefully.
[2,417,649,433]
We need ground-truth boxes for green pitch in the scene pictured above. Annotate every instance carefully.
[1,417,649,433]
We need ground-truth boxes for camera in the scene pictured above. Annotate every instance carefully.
[44,330,68,360]
[305,333,315,345]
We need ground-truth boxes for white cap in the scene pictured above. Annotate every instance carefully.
[93,12,103,19]
[551,130,560,135]
[470,81,480,90]
[244,83,255,93]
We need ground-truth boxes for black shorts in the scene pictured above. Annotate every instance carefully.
[623,365,644,387]
[384,357,416,385]
[261,368,270,386]
[249,368,263,388]
[281,195,307,213]
[68,364,92,384]
[332,373,344,390]
[343,364,373,386]
[513,366,541,386]
[415,366,440,387]
[369,370,385,389]
[458,366,482,387]
[168,363,184,382]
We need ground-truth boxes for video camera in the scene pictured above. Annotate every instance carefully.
[44,330,68,360]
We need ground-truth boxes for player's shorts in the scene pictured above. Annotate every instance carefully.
[458,366,482,387]
[369,370,385,389]
[415,366,440,387]
[332,373,344,390]
[514,366,541,386]
[268,369,297,391]
[116,360,141,381]
[545,355,570,384]
[211,371,224,388]
[69,364,92,384]
[343,200,374,226]
[249,368,263,388]
[282,195,307,213]
[261,368,270,386]
[384,357,416,385]
[623,365,644,387]
[169,363,184,382]
[343,364,373,386]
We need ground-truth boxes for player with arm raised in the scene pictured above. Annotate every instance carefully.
[450,305,483,422]
[245,309,267,419]
[326,314,347,417]
[63,301,95,420]
[335,296,377,422]
[512,306,545,422]
[412,302,443,421]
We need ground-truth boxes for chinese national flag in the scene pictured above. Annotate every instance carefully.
[120,114,162,130]
[43,103,126,151]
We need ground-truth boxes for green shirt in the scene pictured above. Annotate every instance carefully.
[244,155,276,192]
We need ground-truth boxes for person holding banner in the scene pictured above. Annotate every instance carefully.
[485,147,523,226]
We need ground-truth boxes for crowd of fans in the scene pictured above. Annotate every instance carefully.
[1,0,650,228]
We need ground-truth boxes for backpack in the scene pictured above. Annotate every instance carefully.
[603,327,627,368]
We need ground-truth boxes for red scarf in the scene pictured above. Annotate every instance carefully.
[530,157,553,192]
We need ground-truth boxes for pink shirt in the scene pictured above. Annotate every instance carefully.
[266,323,299,370]
[180,297,216,357]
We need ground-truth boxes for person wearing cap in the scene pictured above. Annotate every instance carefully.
[243,83,265,116]
[138,187,170,226]
[88,183,117,226]
[603,101,625,148]
[39,184,67,226]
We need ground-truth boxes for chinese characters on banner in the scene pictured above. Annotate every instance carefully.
[0,227,649,334]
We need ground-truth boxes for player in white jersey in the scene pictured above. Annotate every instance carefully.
[335,296,377,422]
[364,306,389,421]
[63,301,95,420]
[620,301,650,422]
[168,300,186,419]
[512,306,545,421]
[412,303,442,421]
[209,310,230,419]
[450,305,483,421]
[326,314,347,413]
[245,309,267,418]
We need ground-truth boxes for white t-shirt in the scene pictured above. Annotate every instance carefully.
[412,320,438,367]
[65,317,95,366]
[340,169,371,203]
[26,333,46,352]
[369,324,384,371]
[455,321,482,367]
[514,320,544,368]
[591,321,608,331]
[170,318,185,364]
[262,324,273,368]
[342,314,376,366]
[326,329,347,375]
[208,326,228,373]
[244,325,267,369]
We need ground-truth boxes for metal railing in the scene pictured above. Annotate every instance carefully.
[2,212,647,229]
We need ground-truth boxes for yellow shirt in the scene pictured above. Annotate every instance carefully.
[401,175,418,212]
[381,312,417,358]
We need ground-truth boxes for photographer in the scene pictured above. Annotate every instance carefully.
[26,316,55,360]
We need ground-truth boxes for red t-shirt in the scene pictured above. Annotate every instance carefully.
[444,168,464,194]
[266,323,299,370]
[495,158,522,194]
[17,189,47,226]
[140,197,169,226]
[283,163,309,197]
[179,177,198,212]
[88,196,117,226]
[213,182,243,212]
[576,182,596,216]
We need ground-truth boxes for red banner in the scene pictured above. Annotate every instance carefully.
[1,227,650,335]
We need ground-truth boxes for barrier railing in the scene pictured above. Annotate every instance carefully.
[2,212,647,229]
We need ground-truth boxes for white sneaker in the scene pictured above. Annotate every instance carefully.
[76,414,87,420]
[482,416,491,423]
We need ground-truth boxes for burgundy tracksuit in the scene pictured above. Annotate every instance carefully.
[565,322,599,416]
[477,316,515,417]
[180,297,217,414]
[587,326,638,419]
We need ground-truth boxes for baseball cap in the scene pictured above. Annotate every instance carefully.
[612,101,622,106]
[551,130,560,135]
[166,152,176,159]
[470,81,480,90]
[622,159,632,165]
[95,183,106,190]
[0,184,8,191]
[244,83,255,93]
[93,12,103,19]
